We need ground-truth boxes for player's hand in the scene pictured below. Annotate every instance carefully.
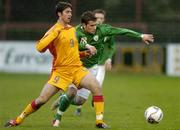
[85,44,97,55]
[84,50,92,57]
[105,58,112,71]
[141,34,154,45]
[79,50,92,58]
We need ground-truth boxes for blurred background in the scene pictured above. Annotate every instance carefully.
[0,0,180,75]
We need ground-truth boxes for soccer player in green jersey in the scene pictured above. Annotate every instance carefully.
[94,9,116,75]
[52,10,154,128]
[74,9,116,115]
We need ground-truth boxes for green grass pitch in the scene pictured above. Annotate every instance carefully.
[0,72,180,130]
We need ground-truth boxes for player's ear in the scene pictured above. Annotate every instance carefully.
[57,12,62,17]
[82,23,86,28]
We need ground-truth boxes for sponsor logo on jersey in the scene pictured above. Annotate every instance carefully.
[80,37,87,44]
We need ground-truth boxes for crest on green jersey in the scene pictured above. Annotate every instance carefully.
[80,37,87,44]
[93,35,99,41]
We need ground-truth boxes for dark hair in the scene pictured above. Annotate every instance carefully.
[55,1,72,15]
[81,11,97,25]
[93,9,106,17]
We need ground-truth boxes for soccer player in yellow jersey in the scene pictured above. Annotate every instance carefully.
[4,1,108,128]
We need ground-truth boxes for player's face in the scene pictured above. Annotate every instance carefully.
[95,13,105,24]
[84,21,97,34]
[59,7,72,23]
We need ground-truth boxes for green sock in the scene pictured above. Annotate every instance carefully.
[54,94,71,121]
[54,113,62,120]
[58,94,71,112]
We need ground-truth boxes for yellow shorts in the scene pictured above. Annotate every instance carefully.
[48,66,89,91]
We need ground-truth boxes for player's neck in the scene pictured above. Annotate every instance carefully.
[57,19,69,28]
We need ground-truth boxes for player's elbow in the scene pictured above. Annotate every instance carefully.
[36,44,43,53]
[36,41,46,53]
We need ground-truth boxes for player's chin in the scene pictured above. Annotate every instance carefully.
[90,31,96,34]
[66,18,71,23]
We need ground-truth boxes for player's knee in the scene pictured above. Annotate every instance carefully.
[36,96,49,104]
[91,76,101,88]
[91,84,102,95]
[66,87,77,100]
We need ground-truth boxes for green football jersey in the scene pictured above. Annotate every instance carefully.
[76,24,142,68]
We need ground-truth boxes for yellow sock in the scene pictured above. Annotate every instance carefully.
[93,96,104,124]
[16,100,39,124]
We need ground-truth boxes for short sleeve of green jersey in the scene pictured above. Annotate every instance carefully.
[99,24,142,39]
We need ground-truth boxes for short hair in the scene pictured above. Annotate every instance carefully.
[81,11,97,25]
[93,9,106,17]
[55,1,72,15]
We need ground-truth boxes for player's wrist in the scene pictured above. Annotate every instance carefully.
[141,34,144,39]
[106,58,112,63]
[85,44,91,49]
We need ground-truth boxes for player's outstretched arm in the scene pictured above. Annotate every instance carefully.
[101,24,154,44]
[141,34,154,45]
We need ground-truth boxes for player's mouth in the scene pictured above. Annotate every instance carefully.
[67,17,71,20]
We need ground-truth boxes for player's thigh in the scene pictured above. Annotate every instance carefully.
[37,83,59,103]
[79,73,102,95]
